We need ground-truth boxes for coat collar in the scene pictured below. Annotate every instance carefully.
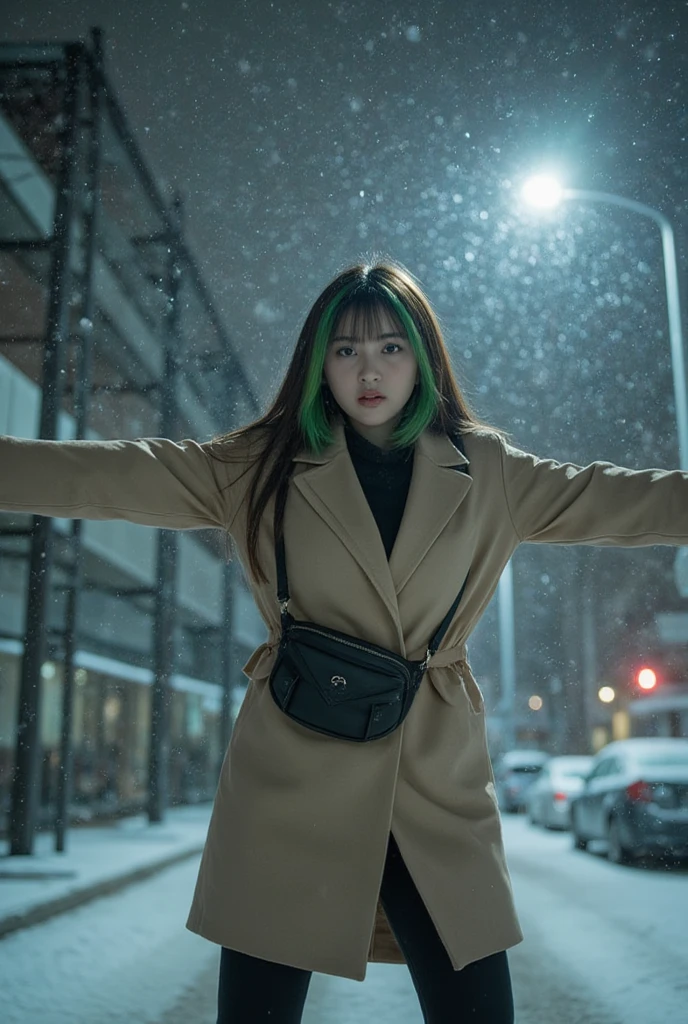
[291,418,472,641]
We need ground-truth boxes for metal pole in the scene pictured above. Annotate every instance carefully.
[580,552,598,752]
[55,30,103,852]
[149,530,177,823]
[658,221,688,473]
[148,195,183,824]
[498,563,516,751]
[561,554,586,753]
[9,44,83,856]
[219,561,236,756]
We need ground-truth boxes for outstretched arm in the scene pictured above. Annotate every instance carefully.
[499,440,688,547]
[0,434,242,531]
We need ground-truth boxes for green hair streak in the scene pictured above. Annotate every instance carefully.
[298,284,439,453]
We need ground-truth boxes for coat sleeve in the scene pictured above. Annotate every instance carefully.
[498,439,688,547]
[0,434,243,531]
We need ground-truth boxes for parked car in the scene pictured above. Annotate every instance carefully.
[526,755,593,830]
[494,749,550,813]
[569,738,688,865]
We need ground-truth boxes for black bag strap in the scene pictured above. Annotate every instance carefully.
[275,431,471,663]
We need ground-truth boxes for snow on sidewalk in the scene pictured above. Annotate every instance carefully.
[0,803,211,936]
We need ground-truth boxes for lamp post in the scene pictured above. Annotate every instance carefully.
[497,563,516,753]
[521,175,688,471]
[524,175,688,596]
[488,173,688,752]
[509,175,688,751]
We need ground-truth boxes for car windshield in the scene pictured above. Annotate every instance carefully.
[635,751,688,769]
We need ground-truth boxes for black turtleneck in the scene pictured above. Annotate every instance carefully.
[344,422,414,560]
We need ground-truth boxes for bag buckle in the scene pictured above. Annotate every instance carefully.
[420,648,432,671]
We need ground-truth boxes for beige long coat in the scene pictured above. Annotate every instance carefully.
[1,418,687,980]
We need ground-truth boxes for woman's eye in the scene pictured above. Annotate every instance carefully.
[334,343,402,357]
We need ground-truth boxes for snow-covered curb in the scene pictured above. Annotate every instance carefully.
[0,804,210,939]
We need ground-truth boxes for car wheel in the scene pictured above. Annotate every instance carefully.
[571,808,588,851]
[607,816,633,866]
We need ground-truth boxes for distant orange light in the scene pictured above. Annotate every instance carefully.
[637,668,658,691]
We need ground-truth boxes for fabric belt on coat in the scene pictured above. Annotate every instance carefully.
[241,637,473,686]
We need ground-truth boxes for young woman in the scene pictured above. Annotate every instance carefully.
[1,261,687,1024]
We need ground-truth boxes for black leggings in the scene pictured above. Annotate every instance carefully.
[217,833,514,1023]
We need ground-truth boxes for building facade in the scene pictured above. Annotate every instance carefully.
[0,35,264,846]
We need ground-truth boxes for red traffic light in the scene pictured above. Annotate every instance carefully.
[636,668,658,691]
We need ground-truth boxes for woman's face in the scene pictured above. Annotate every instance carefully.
[322,305,419,447]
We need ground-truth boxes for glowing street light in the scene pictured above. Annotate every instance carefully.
[598,686,615,704]
[520,174,564,209]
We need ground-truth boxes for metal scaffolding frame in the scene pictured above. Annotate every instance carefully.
[0,30,260,854]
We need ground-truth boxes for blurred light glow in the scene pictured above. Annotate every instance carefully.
[521,174,564,209]
[528,694,543,711]
[637,667,658,690]
[598,686,615,704]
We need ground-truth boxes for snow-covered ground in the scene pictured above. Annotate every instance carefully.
[0,816,686,1023]
[506,816,688,1024]
[0,804,210,930]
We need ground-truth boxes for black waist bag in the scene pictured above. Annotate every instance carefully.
[268,436,470,742]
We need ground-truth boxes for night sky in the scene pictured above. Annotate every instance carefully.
[2,1,685,443]
[2,0,687,699]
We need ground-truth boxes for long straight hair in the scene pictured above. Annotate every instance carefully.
[209,260,497,584]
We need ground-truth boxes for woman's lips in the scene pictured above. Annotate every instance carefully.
[357,396,385,407]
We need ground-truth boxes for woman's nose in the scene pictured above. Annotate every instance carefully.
[359,354,381,379]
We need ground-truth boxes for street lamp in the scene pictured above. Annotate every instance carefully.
[496,174,688,752]
[521,174,564,210]
[520,174,688,472]
[523,173,688,607]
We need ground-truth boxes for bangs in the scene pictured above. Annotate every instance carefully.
[298,263,445,455]
[331,295,407,344]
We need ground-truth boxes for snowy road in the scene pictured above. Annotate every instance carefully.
[0,816,686,1023]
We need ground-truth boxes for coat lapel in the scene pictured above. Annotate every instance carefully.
[389,430,472,593]
[291,418,472,634]
[291,421,398,625]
